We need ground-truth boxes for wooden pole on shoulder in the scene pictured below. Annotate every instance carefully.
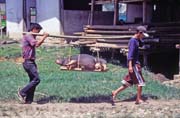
[22,32,132,39]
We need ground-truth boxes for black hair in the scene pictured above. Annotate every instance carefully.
[28,23,42,31]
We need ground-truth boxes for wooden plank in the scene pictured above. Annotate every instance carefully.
[159,38,180,42]
[154,34,180,37]
[155,38,180,44]
[97,39,129,43]
[89,0,149,5]
[78,41,97,44]
[83,34,104,37]
[97,38,159,44]
[60,66,83,71]
[148,22,180,27]
[85,29,136,34]
[89,0,112,5]
[83,34,133,38]
[73,32,85,36]
[85,25,138,30]
[86,42,128,48]
[70,40,96,45]
[71,40,129,49]
[150,27,180,31]
[119,0,144,3]
[85,29,155,34]
[143,38,159,43]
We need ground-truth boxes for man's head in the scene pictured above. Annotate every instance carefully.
[29,23,42,33]
[136,26,149,39]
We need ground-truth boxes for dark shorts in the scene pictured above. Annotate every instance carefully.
[121,64,145,87]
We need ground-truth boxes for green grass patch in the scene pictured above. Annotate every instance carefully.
[0,44,180,103]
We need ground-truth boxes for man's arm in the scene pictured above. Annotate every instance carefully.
[128,60,133,73]
[36,32,49,47]
[127,39,135,73]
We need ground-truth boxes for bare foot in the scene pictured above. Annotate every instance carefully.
[111,91,116,106]
[135,99,148,105]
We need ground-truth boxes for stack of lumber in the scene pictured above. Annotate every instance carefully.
[148,22,180,44]
[73,24,156,49]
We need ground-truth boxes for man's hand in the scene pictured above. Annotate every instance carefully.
[128,60,133,73]
[36,32,49,47]
[42,32,49,38]
[128,66,133,73]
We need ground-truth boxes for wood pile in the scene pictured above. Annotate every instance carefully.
[73,22,180,50]
[73,24,157,49]
[148,22,180,44]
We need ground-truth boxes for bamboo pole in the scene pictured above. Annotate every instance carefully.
[22,32,132,39]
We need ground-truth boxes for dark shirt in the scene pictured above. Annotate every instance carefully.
[22,34,37,60]
[127,37,140,65]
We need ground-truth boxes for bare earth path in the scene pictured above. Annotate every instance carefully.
[0,100,179,118]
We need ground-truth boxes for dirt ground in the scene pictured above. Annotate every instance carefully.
[0,100,179,118]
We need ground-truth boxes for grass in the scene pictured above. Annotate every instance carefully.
[0,43,180,103]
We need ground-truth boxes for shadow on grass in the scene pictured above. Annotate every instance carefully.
[69,94,158,104]
[119,94,159,103]
[36,96,63,104]
[36,94,158,104]
[70,95,112,103]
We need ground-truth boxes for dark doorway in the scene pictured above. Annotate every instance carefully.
[147,49,179,79]
[152,0,180,22]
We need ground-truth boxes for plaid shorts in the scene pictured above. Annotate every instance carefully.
[121,64,145,87]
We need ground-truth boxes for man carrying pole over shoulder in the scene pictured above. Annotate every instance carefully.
[18,23,49,104]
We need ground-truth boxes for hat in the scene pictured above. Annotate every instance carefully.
[136,26,149,37]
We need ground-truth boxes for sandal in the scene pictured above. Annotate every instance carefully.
[17,88,26,103]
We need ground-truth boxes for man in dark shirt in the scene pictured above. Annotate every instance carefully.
[18,23,49,104]
[56,54,107,71]
[111,26,149,105]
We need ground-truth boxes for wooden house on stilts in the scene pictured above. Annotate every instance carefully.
[73,0,180,79]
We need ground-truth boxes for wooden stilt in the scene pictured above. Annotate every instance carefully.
[90,0,95,25]
[113,0,119,25]
[173,44,180,79]
[143,0,147,24]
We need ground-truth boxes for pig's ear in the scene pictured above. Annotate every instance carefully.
[56,57,64,65]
